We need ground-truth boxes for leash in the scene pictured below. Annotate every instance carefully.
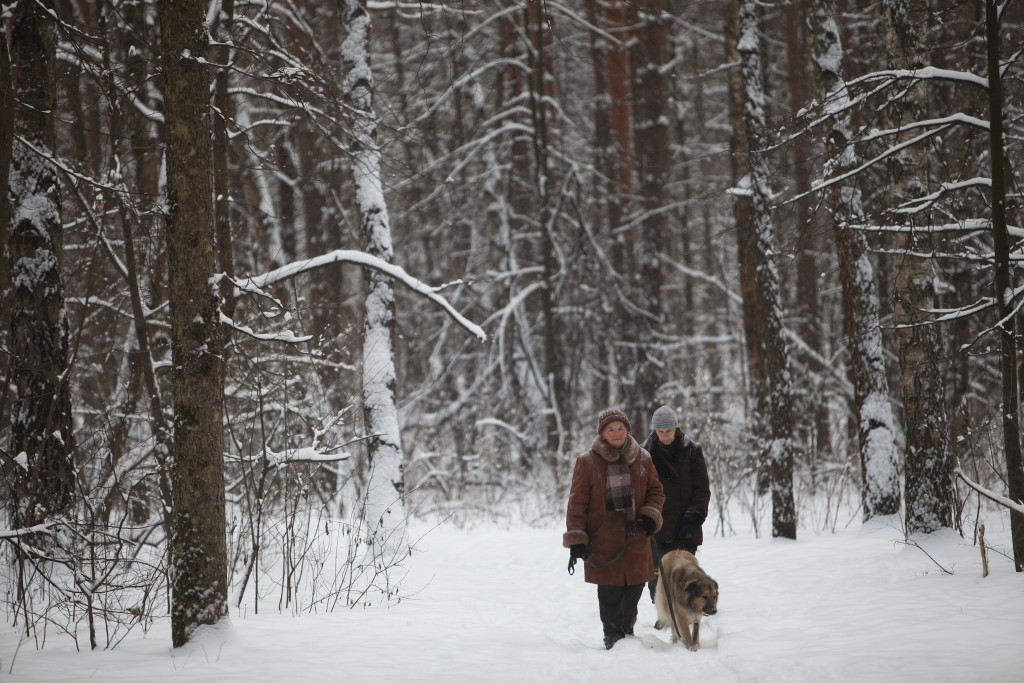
[651,536,685,643]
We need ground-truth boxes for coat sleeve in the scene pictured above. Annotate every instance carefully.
[563,455,591,548]
[638,452,665,532]
[690,443,712,520]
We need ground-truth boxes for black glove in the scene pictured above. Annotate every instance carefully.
[682,506,703,526]
[637,516,656,536]
[568,543,588,574]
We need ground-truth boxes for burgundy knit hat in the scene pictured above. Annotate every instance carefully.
[596,408,631,435]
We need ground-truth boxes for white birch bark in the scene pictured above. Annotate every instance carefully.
[882,0,951,535]
[340,0,409,566]
[810,0,900,521]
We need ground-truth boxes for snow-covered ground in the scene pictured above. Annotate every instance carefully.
[2,515,1022,682]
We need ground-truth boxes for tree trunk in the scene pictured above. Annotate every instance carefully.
[724,0,771,494]
[882,0,952,535]
[159,0,229,646]
[0,26,12,292]
[5,0,76,528]
[525,0,565,454]
[809,0,900,521]
[984,0,1024,571]
[340,0,409,566]
[630,1,669,419]
[212,0,237,321]
[605,0,637,418]
[785,0,831,466]
[737,0,797,539]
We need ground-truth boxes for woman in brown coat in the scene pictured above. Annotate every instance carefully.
[563,408,665,649]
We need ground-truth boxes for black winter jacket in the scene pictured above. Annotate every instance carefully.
[642,430,711,548]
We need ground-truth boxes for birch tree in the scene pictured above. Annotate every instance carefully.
[737,0,796,539]
[159,0,230,646]
[340,0,409,566]
[809,0,900,521]
[882,0,952,535]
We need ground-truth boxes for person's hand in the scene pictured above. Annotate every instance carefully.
[570,543,589,561]
[682,506,703,526]
[637,516,656,536]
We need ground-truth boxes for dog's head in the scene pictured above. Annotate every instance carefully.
[684,577,719,616]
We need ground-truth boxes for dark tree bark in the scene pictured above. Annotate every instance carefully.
[724,0,771,490]
[984,0,1024,571]
[5,0,75,528]
[630,0,670,420]
[524,0,565,453]
[737,0,797,539]
[159,0,230,646]
[784,0,831,464]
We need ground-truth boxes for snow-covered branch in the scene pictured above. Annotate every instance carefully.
[223,250,487,342]
[955,467,1024,514]
[0,521,56,540]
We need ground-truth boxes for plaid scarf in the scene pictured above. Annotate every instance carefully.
[604,456,635,530]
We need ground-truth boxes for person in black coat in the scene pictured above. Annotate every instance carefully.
[642,405,711,601]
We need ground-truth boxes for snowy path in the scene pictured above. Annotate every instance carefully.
[3,518,1022,682]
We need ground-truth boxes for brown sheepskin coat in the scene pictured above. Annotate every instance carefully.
[563,434,665,586]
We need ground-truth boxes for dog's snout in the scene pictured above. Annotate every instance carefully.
[704,606,717,615]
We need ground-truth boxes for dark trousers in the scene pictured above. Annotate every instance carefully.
[647,539,697,601]
[597,583,645,637]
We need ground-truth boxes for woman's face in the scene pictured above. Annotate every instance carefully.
[602,420,628,448]
[656,428,676,445]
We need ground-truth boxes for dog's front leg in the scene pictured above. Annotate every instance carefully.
[689,620,700,651]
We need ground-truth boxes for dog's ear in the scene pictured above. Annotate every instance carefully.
[684,579,700,596]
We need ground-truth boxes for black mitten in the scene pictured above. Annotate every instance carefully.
[637,516,656,536]
[682,506,703,526]
[570,543,589,561]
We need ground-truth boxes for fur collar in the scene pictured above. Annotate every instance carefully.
[591,433,640,464]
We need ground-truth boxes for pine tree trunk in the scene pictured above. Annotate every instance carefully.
[160,0,229,646]
[737,0,797,539]
[984,0,1024,571]
[809,0,900,521]
[5,0,76,528]
[785,0,831,466]
[724,0,771,491]
[883,0,952,535]
[524,0,565,454]
[605,0,638,419]
[341,0,409,566]
[631,1,669,418]
[0,29,12,282]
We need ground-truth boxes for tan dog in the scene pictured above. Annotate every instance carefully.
[655,550,719,651]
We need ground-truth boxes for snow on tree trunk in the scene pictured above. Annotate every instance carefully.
[5,0,76,529]
[882,0,952,535]
[341,0,410,567]
[160,0,230,647]
[737,0,797,539]
[810,0,900,521]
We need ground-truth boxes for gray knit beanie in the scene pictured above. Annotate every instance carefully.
[651,405,679,430]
